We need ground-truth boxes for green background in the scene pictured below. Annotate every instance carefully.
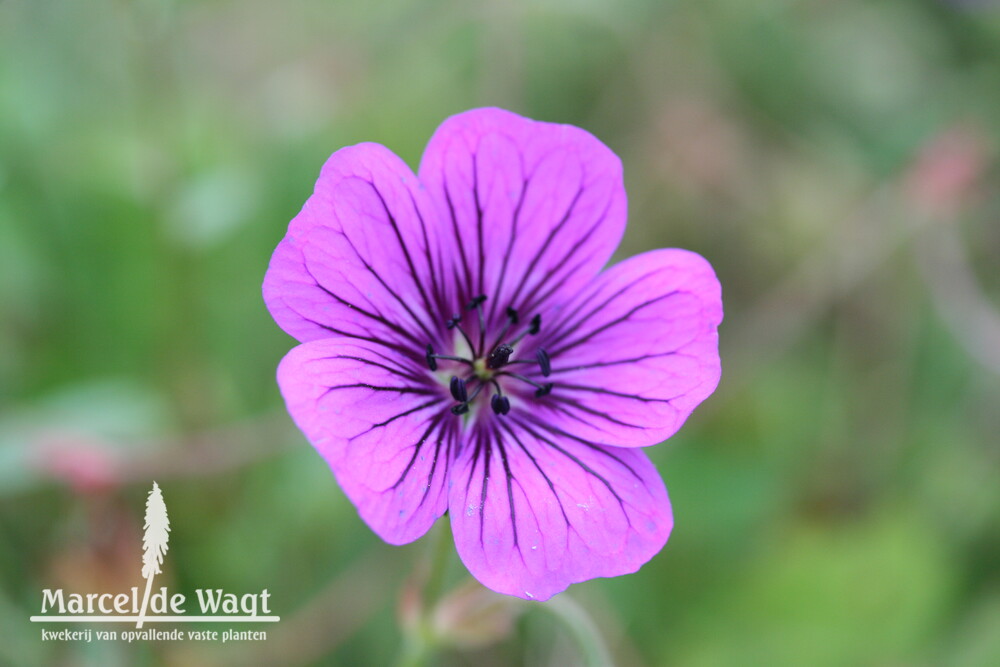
[2,0,999,665]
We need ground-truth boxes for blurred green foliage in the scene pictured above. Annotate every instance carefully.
[2,0,999,665]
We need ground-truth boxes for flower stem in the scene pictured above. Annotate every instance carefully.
[542,595,614,667]
[395,519,453,667]
[422,518,453,609]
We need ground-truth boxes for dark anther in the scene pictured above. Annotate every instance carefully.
[450,403,469,415]
[449,376,468,403]
[491,394,511,415]
[425,344,437,371]
[446,314,461,329]
[528,314,542,335]
[487,343,514,369]
[534,383,553,398]
[536,348,551,377]
[466,294,487,310]
[505,306,519,324]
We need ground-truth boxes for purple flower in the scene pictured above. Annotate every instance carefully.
[263,108,722,600]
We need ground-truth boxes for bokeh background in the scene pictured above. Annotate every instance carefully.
[2,0,999,665]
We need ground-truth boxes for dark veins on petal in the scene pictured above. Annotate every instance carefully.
[389,410,457,509]
[455,414,654,557]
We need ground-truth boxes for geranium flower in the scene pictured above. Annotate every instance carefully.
[263,108,722,601]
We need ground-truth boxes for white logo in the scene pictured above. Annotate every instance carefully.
[139,481,170,628]
[30,482,279,643]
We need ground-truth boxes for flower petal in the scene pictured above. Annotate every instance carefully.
[448,418,672,600]
[532,248,722,448]
[418,107,626,328]
[264,143,453,355]
[277,337,454,545]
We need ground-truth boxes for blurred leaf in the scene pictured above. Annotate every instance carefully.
[671,508,956,667]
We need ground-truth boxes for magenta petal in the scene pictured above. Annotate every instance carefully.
[448,419,672,601]
[418,108,627,324]
[535,248,723,448]
[263,143,451,350]
[277,337,454,545]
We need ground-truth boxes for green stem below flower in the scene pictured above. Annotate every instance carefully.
[394,518,453,667]
[542,594,614,667]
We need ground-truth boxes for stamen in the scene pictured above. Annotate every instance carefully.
[465,294,488,356]
[435,300,553,416]
[536,348,551,377]
[449,376,468,403]
[466,295,487,310]
[487,344,514,369]
[432,354,474,367]
[510,313,542,346]
[450,379,486,416]
[491,393,511,415]
[466,380,486,403]
[446,313,477,357]
[488,306,519,351]
[498,371,553,394]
